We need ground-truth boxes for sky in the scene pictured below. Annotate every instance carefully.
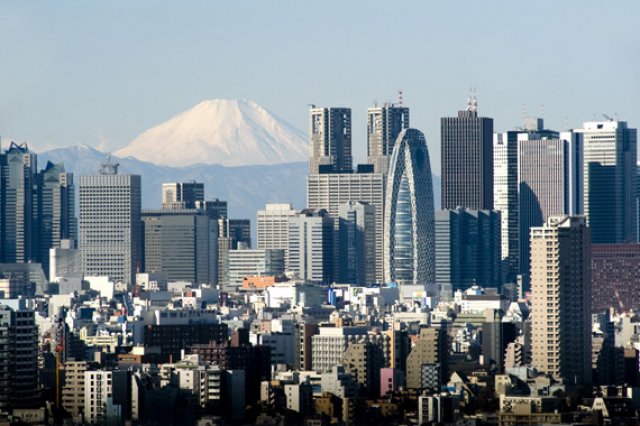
[0,1,639,174]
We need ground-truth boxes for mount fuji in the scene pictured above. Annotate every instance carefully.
[113,99,308,167]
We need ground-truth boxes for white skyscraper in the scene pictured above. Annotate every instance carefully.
[79,161,142,287]
[288,209,333,284]
[257,203,297,269]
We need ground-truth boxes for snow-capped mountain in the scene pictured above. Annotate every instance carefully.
[113,99,308,167]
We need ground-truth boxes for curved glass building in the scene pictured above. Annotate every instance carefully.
[383,128,435,287]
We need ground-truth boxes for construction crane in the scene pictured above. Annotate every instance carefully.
[601,113,614,121]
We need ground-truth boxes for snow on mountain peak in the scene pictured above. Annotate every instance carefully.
[113,99,308,167]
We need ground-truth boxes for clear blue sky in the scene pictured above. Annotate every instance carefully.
[1,1,638,173]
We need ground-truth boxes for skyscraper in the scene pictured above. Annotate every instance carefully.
[257,203,297,269]
[530,215,591,385]
[338,201,376,285]
[142,209,217,285]
[384,128,435,287]
[162,181,204,209]
[517,132,581,274]
[307,171,385,283]
[435,208,501,300]
[575,121,637,243]
[309,107,352,174]
[441,100,494,210]
[36,161,76,278]
[0,142,37,263]
[288,209,333,284]
[493,119,563,281]
[79,160,142,286]
[367,104,410,175]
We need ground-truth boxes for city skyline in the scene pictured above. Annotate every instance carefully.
[1,2,639,173]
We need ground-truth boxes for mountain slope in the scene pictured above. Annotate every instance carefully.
[113,99,308,167]
[39,145,308,220]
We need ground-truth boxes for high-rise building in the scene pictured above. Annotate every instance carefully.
[367,104,410,175]
[309,107,352,174]
[288,209,333,284]
[384,128,435,287]
[493,119,562,280]
[217,218,252,288]
[199,198,228,221]
[307,170,385,283]
[257,203,297,269]
[574,121,637,243]
[435,208,501,300]
[0,142,37,263]
[342,341,385,397]
[493,131,520,281]
[0,304,39,411]
[530,215,591,385]
[162,181,204,209]
[441,101,494,210]
[338,201,376,285]
[36,161,76,277]
[142,209,217,285]
[518,132,581,274]
[405,325,448,389]
[78,160,142,286]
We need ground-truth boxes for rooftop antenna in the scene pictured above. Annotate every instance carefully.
[522,103,527,122]
[467,87,473,111]
[564,116,569,131]
[472,86,478,112]
[100,156,119,175]
[397,89,403,107]
[541,104,545,118]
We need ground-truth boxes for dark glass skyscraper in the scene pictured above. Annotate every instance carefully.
[367,104,409,175]
[441,104,493,210]
[309,107,352,174]
[384,129,435,287]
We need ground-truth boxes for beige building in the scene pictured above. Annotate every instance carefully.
[530,215,591,385]
[342,342,384,397]
[406,325,448,390]
[62,361,90,420]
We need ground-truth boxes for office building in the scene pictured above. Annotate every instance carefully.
[36,161,76,277]
[441,101,494,210]
[591,244,640,314]
[530,215,591,385]
[0,304,39,411]
[257,203,297,270]
[288,209,333,284]
[308,170,385,283]
[199,198,228,221]
[0,142,37,263]
[142,209,217,285]
[367,103,410,175]
[228,219,251,249]
[227,248,285,291]
[309,107,352,174]
[162,181,204,209]
[406,325,448,389]
[518,131,580,275]
[575,121,637,243]
[338,201,376,285]
[384,128,435,287]
[494,119,563,280]
[435,208,501,300]
[78,160,142,286]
